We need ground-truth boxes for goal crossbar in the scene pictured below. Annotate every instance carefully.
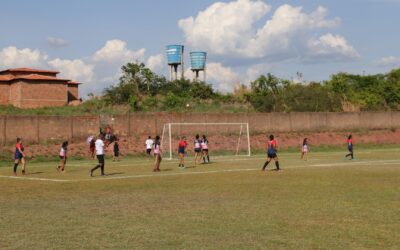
[161,122,251,160]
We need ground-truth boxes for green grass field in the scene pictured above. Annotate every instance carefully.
[1,148,399,249]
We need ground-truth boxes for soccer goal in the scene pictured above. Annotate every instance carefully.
[161,123,251,160]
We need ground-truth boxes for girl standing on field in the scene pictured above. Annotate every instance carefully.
[57,141,68,173]
[345,135,354,160]
[178,136,188,169]
[13,137,26,176]
[262,134,281,172]
[300,138,309,161]
[153,135,162,172]
[194,134,202,165]
[201,135,210,164]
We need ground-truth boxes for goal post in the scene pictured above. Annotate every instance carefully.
[161,123,251,160]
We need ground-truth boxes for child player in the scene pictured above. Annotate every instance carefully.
[145,136,153,160]
[13,137,26,176]
[153,135,162,172]
[57,141,68,173]
[89,136,96,159]
[345,134,354,160]
[262,134,281,172]
[113,138,120,162]
[178,136,188,169]
[194,134,202,165]
[300,138,309,161]
[201,135,210,164]
[89,134,106,177]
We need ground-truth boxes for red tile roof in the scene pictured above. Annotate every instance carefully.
[0,68,59,74]
[0,74,71,83]
[67,81,81,85]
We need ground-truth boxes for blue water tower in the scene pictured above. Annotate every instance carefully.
[190,52,207,81]
[166,45,184,80]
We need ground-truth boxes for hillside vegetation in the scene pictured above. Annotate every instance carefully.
[0,63,399,115]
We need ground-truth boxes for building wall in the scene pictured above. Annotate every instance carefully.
[0,84,10,105]
[9,81,22,107]
[19,81,67,108]
[68,85,79,102]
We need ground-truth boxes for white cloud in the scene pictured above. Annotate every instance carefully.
[206,62,240,92]
[48,58,94,82]
[376,56,400,67]
[307,33,359,61]
[93,39,145,63]
[0,46,48,68]
[146,54,165,73]
[179,1,355,63]
[47,37,68,47]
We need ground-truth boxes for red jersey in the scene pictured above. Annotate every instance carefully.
[16,143,24,152]
[267,139,277,153]
[178,140,188,148]
[347,138,353,146]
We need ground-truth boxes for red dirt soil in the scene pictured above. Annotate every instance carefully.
[2,129,399,159]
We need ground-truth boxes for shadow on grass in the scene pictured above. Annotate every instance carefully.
[160,169,173,172]
[105,172,124,176]
[28,172,44,175]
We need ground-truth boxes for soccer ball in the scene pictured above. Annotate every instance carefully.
[186,103,190,108]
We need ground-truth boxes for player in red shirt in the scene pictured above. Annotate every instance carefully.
[178,136,188,169]
[13,137,26,176]
[262,134,281,172]
[345,135,354,160]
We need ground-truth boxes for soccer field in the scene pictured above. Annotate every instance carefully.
[1,148,399,249]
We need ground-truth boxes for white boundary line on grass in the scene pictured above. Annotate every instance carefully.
[1,159,399,183]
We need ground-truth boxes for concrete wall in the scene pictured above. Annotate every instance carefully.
[0,112,399,145]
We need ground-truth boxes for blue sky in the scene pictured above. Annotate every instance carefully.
[1,0,399,95]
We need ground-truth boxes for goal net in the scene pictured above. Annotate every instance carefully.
[161,123,251,160]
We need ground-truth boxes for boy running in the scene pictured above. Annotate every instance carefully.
[178,136,188,169]
[13,138,26,176]
[201,135,210,164]
[153,136,162,172]
[145,136,153,159]
[194,134,202,165]
[90,134,106,177]
[345,135,354,160]
[300,138,309,161]
[262,135,281,172]
[57,141,68,173]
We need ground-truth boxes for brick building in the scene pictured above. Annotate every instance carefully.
[0,68,81,108]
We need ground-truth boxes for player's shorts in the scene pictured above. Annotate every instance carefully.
[146,149,152,155]
[194,148,201,153]
[178,147,185,154]
[59,155,66,160]
[348,146,353,152]
[202,149,209,152]
[267,152,277,158]
[14,152,23,160]
[90,147,95,153]
[97,155,105,164]
[114,151,119,157]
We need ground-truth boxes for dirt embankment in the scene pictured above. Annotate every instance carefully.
[2,129,399,159]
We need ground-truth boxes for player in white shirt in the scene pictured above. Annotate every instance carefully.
[153,135,162,172]
[201,134,210,164]
[57,141,68,173]
[145,136,154,159]
[194,134,202,165]
[90,134,106,177]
